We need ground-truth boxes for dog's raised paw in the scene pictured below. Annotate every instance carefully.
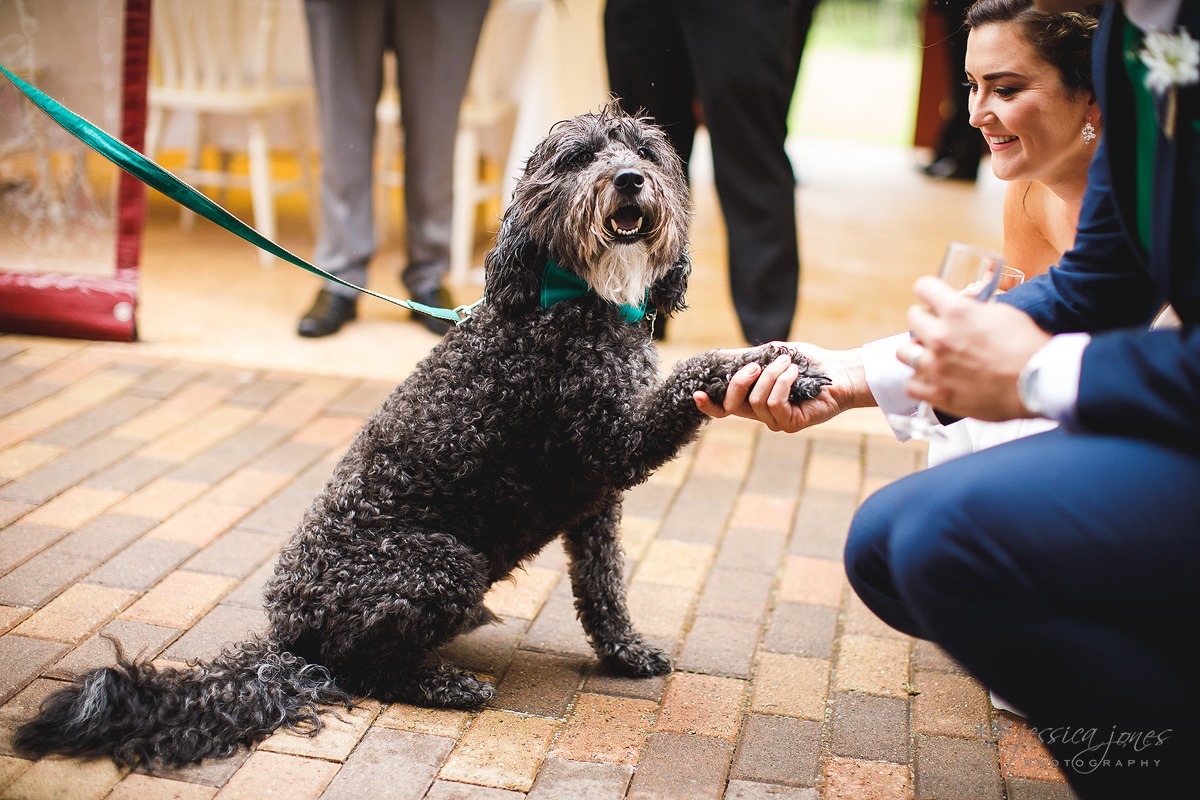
[790,371,832,404]
[603,640,672,677]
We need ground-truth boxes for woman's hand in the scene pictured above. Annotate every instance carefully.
[694,344,874,433]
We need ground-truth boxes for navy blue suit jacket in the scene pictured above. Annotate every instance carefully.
[1001,2,1200,450]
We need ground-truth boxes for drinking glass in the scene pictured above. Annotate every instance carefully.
[887,242,1025,440]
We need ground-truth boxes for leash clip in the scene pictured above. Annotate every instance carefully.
[453,298,485,323]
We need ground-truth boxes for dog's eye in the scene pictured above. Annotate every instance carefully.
[636,146,656,163]
[564,148,595,170]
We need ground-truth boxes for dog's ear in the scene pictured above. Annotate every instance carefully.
[483,215,541,316]
[650,250,691,316]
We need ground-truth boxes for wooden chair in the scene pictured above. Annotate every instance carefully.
[144,0,316,264]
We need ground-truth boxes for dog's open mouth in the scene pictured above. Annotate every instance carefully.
[608,205,646,240]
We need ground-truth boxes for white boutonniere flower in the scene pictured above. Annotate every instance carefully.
[1139,27,1199,139]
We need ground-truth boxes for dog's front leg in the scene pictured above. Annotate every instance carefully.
[563,501,671,677]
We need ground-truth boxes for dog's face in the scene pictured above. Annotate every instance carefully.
[484,103,692,316]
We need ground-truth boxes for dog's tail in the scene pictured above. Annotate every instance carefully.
[12,635,351,767]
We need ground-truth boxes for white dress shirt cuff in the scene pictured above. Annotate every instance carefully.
[1021,333,1090,426]
[863,332,919,440]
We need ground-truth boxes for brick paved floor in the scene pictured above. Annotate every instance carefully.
[0,335,1078,800]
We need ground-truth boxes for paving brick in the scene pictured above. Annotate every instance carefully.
[829,691,909,763]
[517,588,592,659]
[425,781,526,800]
[691,435,754,479]
[0,750,124,800]
[0,523,68,575]
[655,672,745,741]
[319,727,454,800]
[727,493,795,533]
[376,703,472,739]
[183,529,281,578]
[0,637,68,703]
[822,755,910,800]
[626,583,693,643]
[789,488,857,560]
[160,603,269,663]
[11,583,136,644]
[997,715,1069,784]
[550,692,656,765]
[833,634,910,699]
[864,434,922,479]
[913,670,991,739]
[915,735,1004,800]
[626,732,733,800]
[20,486,125,530]
[484,566,560,620]
[677,616,759,678]
[749,653,829,721]
[489,650,586,717]
[742,434,808,498]
[211,749,339,799]
[259,700,379,761]
[145,502,249,550]
[221,560,276,609]
[0,442,62,482]
[1005,777,1079,800]
[110,477,209,519]
[291,414,363,448]
[48,618,180,679]
[803,450,861,495]
[0,549,95,608]
[31,393,157,450]
[715,528,787,575]
[54,514,157,562]
[0,755,33,794]
[911,640,968,674]
[439,709,559,792]
[730,714,821,787]
[0,437,139,505]
[724,781,817,800]
[633,539,714,591]
[527,757,633,800]
[617,515,658,563]
[583,666,667,702]
[0,501,35,530]
[129,364,204,399]
[841,592,907,640]
[204,468,293,510]
[696,568,773,622]
[227,378,298,408]
[136,406,258,464]
[657,474,738,546]
[112,382,236,443]
[133,747,251,789]
[438,615,526,676]
[168,425,290,484]
[83,455,174,492]
[0,606,29,635]
[528,537,568,572]
[778,555,845,608]
[762,603,836,659]
[85,538,196,592]
[255,378,353,431]
[107,773,218,800]
[120,571,238,629]
[623,481,678,520]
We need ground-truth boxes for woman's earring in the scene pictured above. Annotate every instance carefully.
[1082,119,1097,145]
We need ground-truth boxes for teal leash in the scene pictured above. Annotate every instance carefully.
[0,62,477,325]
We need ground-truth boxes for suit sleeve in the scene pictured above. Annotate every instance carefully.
[998,135,1200,448]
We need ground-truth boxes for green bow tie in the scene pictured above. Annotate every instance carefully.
[538,260,649,324]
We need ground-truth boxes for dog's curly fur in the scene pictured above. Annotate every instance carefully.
[14,103,829,768]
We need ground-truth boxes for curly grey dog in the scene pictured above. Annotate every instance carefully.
[14,103,829,768]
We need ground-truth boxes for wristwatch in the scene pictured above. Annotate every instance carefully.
[1017,358,1045,417]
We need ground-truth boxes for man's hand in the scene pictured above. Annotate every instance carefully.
[694,344,873,433]
[901,276,1052,421]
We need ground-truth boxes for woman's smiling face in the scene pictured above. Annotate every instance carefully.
[965,20,1098,187]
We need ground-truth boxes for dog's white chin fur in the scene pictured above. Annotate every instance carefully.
[589,243,659,307]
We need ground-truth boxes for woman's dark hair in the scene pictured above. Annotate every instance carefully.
[965,0,1101,97]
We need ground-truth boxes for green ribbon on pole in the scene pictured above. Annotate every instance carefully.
[0,62,465,324]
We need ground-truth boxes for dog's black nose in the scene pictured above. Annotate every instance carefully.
[613,169,645,196]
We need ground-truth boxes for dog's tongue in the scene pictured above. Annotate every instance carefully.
[613,206,641,231]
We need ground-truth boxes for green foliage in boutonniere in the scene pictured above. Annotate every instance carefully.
[1140,27,1200,139]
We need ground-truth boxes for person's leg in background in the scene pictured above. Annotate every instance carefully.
[299,0,388,337]
[390,0,490,335]
[604,0,696,340]
[923,0,980,182]
[845,427,1200,797]
[680,0,799,345]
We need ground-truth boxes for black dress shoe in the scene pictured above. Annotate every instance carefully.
[921,156,979,183]
[298,289,357,338]
[410,285,454,336]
